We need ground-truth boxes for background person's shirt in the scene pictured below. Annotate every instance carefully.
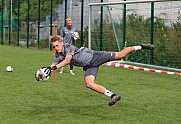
[62,27,78,46]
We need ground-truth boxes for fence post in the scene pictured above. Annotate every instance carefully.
[17,0,20,46]
[150,2,154,64]
[80,0,84,47]
[49,0,53,50]
[1,0,4,45]
[9,0,11,46]
[99,0,103,51]
[27,0,30,48]
[122,0,127,50]
[37,0,40,49]
[64,0,67,27]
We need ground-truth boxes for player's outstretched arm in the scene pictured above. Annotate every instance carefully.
[51,55,72,70]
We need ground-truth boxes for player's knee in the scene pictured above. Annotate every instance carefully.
[122,54,127,58]
[116,47,132,59]
[84,79,94,89]
[85,81,92,88]
[84,75,96,89]
[115,52,126,59]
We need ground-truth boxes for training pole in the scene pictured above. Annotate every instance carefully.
[52,24,57,83]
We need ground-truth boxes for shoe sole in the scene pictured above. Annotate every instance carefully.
[141,44,155,50]
[149,45,155,50]
[109,96,121,106]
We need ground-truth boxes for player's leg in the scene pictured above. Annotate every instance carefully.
[70,65,75,75]
[114,47,135,59]
[114,44,154,60]
[84,75,107,94]
[84,67,121,106]
[60,67,64,74]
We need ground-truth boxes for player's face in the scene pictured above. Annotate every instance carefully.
[52,41,64,53]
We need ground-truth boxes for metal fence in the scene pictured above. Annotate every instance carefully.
[0,0,181,70]
[0,0,102,49]
[88,0,181,69]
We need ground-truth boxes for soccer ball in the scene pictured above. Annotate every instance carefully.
[35,67,51,81]
[6,66,13,72]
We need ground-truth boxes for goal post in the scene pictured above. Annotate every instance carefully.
[88,0,181,71]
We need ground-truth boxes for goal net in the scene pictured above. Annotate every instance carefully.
[88,0,181,71]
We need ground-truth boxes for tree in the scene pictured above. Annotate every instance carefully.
[8,0,63,22]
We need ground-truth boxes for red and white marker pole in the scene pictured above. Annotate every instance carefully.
[103,62,181,76]
[52,24,57,84]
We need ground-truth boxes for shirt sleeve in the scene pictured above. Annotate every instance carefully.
[61,28,65,37]
[65,44,76,56]
[52,57,62,65]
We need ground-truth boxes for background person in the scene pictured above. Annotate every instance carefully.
[60,17,79,75]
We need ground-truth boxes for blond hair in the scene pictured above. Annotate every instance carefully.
[49,35,62,43]
[66,17,72,22]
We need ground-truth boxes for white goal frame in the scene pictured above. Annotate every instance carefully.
[88,0,181,72]
[88,0,180,49]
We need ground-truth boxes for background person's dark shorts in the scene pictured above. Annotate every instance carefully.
[83,51,115,78]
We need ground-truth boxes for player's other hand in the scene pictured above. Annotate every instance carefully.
[72,32,80,41]
[50,66,57,70]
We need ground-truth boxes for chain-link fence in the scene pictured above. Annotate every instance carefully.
[0,0,104,49]
[1,0,181,69]
[89,0,181,69]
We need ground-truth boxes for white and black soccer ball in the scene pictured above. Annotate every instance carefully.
[72,32,80,41]
[35,67,51,82]
[6,66,13,72]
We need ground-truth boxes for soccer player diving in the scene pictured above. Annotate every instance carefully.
[35,35,155,106]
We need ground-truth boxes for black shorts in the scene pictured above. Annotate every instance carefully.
[83,51,115,78]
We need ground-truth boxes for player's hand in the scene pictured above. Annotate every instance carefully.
[72,32,79,41]
[35,67,52,81]
[51,66,57,70]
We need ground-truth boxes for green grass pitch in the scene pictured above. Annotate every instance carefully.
[0,45,180,124]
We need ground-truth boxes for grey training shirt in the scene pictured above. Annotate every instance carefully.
[52,43,94,67]
[62,27,78,45]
